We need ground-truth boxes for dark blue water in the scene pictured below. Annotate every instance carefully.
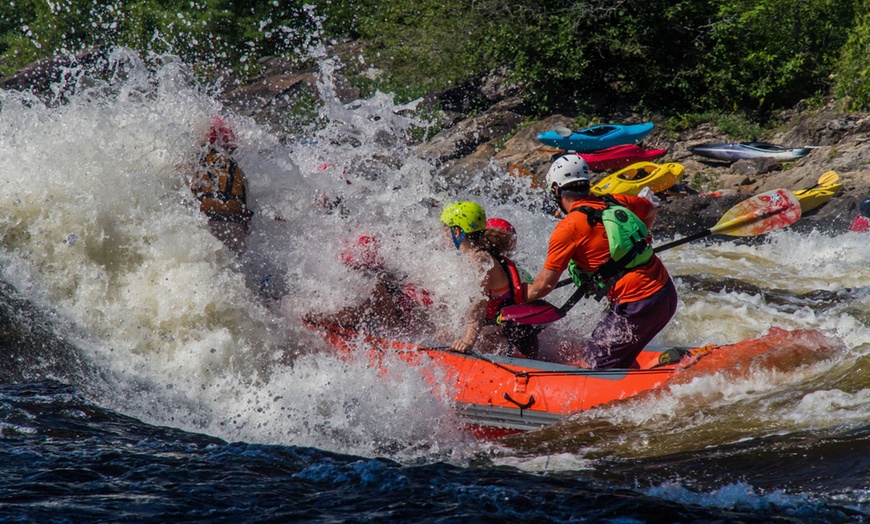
[1,379,865,523]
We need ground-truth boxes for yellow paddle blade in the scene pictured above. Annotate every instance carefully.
[711,189,802,237]
[817,170,839,187]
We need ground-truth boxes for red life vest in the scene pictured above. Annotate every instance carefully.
[486,256,526,320]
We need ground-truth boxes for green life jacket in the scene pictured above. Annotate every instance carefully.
[567,195,653,300]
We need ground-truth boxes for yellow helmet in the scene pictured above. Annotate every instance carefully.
[440,202,486,233]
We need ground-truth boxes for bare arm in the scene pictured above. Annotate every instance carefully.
[451,253,505,353]
[450,298,487,353]
[524,268,563,302]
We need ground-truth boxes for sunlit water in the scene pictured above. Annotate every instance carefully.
[1,46,869,521]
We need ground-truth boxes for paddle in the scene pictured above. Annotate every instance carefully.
[798,170,838,193]
[499,188,802,326]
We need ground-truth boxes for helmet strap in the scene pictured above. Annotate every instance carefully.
[450,228,466,250]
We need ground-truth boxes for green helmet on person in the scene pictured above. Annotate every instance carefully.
[440,202,486,233]
[441,201,486,250]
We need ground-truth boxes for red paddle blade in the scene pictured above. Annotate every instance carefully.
[498,300,563,325]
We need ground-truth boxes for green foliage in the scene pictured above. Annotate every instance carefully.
[0,0,317,77]
[1,0,868,119]
[473,0,856,116]
[834,9,870,110]
[307,0,858,116]
[695,0,855,111]
[666,112,763,140]
[313,0,493,102]
[406,101,445,143]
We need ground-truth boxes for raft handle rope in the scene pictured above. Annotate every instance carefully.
[503,393,535,410]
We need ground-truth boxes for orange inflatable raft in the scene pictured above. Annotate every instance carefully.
[306,322,838,438]
[306,321,724,438]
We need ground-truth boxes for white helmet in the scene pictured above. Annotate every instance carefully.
[545,154,590,190]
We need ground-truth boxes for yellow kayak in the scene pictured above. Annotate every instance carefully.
[794,183,843,213]
[590,161,685,196]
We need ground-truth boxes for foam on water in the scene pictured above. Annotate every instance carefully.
[643,481,809,512]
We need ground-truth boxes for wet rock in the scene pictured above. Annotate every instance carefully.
[415,110,524,165]
[731,157,780,176]
[0,48,107,95]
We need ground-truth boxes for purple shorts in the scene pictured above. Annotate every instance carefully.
[584,277,678,369]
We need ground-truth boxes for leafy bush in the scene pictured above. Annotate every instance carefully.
[834,8,870,110]
[2,0,869,117]
[474,0,856,116]
[0,0,318,78]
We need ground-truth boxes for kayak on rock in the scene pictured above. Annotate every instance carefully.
[590,161,685,197]
[795,183,843,213]
[536,122,655,152]
[792,171,843,213]
[580,144,667,171]
[688,142,812,162]
[539,144,668,172]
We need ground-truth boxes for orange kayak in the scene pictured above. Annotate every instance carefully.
[306,321,717,438]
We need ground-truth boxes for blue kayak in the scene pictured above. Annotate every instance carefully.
[536,122,655,152]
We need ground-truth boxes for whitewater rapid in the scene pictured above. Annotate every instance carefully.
[2,46,870,468]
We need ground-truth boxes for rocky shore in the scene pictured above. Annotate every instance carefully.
[224,55,870,238]
[5,50,870,238]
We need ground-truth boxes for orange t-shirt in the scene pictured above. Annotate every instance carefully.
[543,194,670,303]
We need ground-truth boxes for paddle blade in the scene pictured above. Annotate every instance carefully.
[816,170,839,187]
[710,188,801,237]
[498,300,563,325]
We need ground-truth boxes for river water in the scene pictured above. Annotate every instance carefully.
[0,46,868,522]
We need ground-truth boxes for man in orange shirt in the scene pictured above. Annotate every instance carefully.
[525,154,678,368]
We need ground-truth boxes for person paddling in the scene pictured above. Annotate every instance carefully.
[440,203,536,356]
[524,154,678,368]
[850,197,870,232]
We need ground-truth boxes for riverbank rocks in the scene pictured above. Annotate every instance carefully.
[4,50,869,235]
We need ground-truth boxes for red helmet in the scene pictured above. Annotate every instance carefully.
[208,117,237,148]
[340,235,384,269]
[486,218,517,251]
[486,218,516,236]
